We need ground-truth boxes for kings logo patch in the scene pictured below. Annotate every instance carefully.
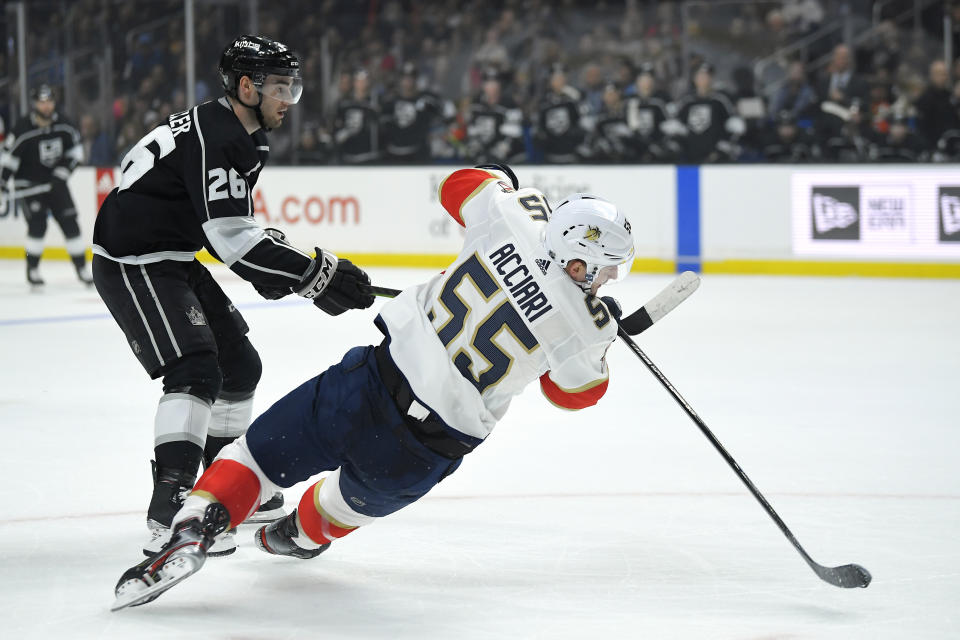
[186,306,206,326]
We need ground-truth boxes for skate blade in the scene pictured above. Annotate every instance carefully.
[110,555,200,611]
[244,507,287,524]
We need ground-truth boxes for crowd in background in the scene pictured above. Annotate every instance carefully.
[6,0,960,166]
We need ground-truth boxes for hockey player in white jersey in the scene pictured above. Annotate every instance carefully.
[111,163,637,610]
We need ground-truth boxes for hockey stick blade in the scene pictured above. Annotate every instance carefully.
[619,271,700,335]
[615,329,872,589]
[367,285,401,298]
[808,559,872,589]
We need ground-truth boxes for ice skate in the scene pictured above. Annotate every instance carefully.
[254,510,330,559]
[112,502,230,611]
[143,463,237,557]
[144,519,237,557]
[74,262,94,286]
[245,491,287,524]
[26,266,44,287]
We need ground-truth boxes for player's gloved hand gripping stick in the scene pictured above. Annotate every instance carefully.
[253,227,376,315]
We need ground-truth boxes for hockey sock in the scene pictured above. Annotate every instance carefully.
[296,479,358,546]
[154,393,211,477]
[203,393,255,466]
[191,459,261,528]
[64,235,86,260]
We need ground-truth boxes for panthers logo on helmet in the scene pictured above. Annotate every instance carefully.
[583,226,602,242]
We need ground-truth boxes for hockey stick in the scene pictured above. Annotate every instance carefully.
[367,285,402,298]
[619,271,700,335]
[616,326,872,588]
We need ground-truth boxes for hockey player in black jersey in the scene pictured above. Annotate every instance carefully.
[333,69,380,164]
[533,65,589,164]
[91,35,375,557]
[0,84,89,286]
[625,65,675,162]
[380,63,448,163]
[671,64,744,164]
[589,83,636,163]
[465,70,526,165]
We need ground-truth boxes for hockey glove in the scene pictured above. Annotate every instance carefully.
[600,296,622,321]
[475,163,519,190]
[312,258,376,316]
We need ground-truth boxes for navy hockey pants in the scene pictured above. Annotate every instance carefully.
[245,345,462,519]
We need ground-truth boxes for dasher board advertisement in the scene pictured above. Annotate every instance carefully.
[791,169,960,259]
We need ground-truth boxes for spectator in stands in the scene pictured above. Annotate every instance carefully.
[581,64,606,116]
[769,61,817,123]
[80,114,114,166]
[297,125,333,164]
[818,44,868,109]
[533,64,590,164]
[869,111,928,162]
[915,60,958,148]
[821,101,870,162]
[781,0,825,36]
[761,110,820,162]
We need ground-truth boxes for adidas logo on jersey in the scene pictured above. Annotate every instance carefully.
[535,258,550,275]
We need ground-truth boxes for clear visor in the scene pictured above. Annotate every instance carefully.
[256,76,303,104]
[587,254,635,294]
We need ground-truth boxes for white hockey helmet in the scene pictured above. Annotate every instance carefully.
[541,193,636,291]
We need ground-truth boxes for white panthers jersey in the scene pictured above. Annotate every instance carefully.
[377,168,618,440]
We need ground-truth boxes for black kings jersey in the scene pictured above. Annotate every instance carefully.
[1,112,83,197]
[93,97,311,290]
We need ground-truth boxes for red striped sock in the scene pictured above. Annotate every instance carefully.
[297,479,358,545]
[191,459,261,528]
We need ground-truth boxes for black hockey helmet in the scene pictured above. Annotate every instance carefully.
[30,83,55,102]
[218,35,302,103]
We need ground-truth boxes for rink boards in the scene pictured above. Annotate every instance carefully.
[1,164,958,278]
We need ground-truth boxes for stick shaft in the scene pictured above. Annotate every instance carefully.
[615,326,845,583]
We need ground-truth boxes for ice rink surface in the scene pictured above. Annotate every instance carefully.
[0,260,958,639]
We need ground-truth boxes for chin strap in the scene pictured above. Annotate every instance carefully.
[231,91,271,132]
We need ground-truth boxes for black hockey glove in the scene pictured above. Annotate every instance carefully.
[251,227,295,299]
[295,248,374,316]
[600,296,622,321]
[312,258,375,316]
[475,163,519,190]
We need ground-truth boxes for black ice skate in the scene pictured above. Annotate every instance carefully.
[72,257,94,286]
[245,491,287,524]
[26,266,44,287]
[254,510,330,559]
[144,462,236,557]
[111,502,230,611]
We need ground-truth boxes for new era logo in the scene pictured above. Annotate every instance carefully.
[939,187,960,242]
[811,187,859,240]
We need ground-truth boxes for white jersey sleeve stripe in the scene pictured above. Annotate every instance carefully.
[202,216,269,266]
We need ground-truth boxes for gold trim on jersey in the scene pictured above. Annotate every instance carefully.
[458,177,498,219]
